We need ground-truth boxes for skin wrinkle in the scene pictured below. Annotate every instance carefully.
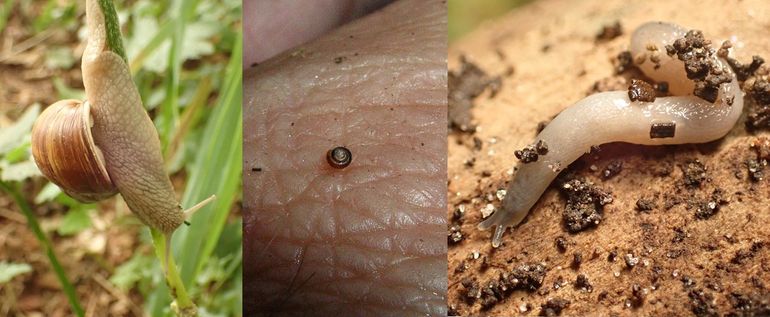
[244,0,446,315]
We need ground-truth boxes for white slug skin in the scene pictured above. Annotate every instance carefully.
[479,22,744,247]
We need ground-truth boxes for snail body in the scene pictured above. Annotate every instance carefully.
[31,0,186,234]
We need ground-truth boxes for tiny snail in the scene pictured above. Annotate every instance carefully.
[31,0,213,234]
[326,146,353,169]
[479,22,744,247]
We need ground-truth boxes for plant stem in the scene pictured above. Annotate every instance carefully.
[150,228,197,316]
[96,0,127,62]
[0,181,85,317]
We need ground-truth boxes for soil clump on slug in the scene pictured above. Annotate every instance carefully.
[447,1,770,316]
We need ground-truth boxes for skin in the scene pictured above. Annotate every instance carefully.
[243,0,447,315]
[244,0,395,66]
[479,22,744,247]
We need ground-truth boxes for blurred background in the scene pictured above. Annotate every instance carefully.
[448,0,530,43]
[0,0,242,316]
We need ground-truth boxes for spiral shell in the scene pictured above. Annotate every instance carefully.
[31,99,118,202]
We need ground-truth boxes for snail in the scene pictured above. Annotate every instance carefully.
[326,146,353,169]
[479,22,744,247]
[30,0,213,235]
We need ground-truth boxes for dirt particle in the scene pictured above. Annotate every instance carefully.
[515,141,548,163]
[555,236,568,253]
[602,160,623,179]
[461,278,481,302]
[666,29,731,103]
[616,50,634,74]
[510,263,547,291]
[608,249,618,262]
[559,178,613,232]
[746,158,766,181]
[624,253,639,269]
[728,292,770,316]
[629,284,646,307]
[453,205,466,221]
[731,241,765,264]
[251,167,262,172]
[693,189,725,220]
[726,55,765,81]
[473,137,483,151]
[571,252,583,269]
[575,274,593,292]
[746,78,770,131]
[628,79,657,102]
[448,305,460,316]
[682,160,707,187]
[333,56,346,64]
[635,198,656,212]
[539,298,570,317]
[596,21,623,42]
[449,56,503,133]
[717,41,732,58]
[448,225,463,244]
[672,227,687,243]
[688,288,718,317]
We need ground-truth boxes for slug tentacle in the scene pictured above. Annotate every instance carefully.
[479,22,744,248]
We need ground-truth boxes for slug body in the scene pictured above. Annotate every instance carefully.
[479,22,744,247]
[81,0,183,233]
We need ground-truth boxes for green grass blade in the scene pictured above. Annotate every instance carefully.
[129,19,178,75]
[0,0,14,35]
[174,30,242,284]
[0,181,85,317]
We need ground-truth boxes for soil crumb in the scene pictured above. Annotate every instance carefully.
[539,298,570,316]
[596,21,623,42]
[746,78,770,131]
[682,159,707,187]
[628,79,656,102]
[559,177,613,232]
[449,56,503,133]
[665,30,732,103]
[515,140,549,163]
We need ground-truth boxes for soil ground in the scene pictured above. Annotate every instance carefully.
[447,0,770,316]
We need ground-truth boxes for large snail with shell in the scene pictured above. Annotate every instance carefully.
[30,0,212,234]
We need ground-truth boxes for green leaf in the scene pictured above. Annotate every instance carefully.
[180,21,217,61]
[0,104,39,156]
[110,254,156,291]
[53,78,86,101]
[45,47,76,69]
[0,262,32,284]
[34,182,63,204]
[57,208,92,236]
[174,32,242,284]
[1,160,42,182]
[3,141,30,164]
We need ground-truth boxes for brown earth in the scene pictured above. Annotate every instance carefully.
[447,0,770,316]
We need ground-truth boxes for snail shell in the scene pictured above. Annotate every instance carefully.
[31,99,118,202]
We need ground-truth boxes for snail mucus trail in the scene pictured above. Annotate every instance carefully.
[479,21,744,248]
[30,0,215,239]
